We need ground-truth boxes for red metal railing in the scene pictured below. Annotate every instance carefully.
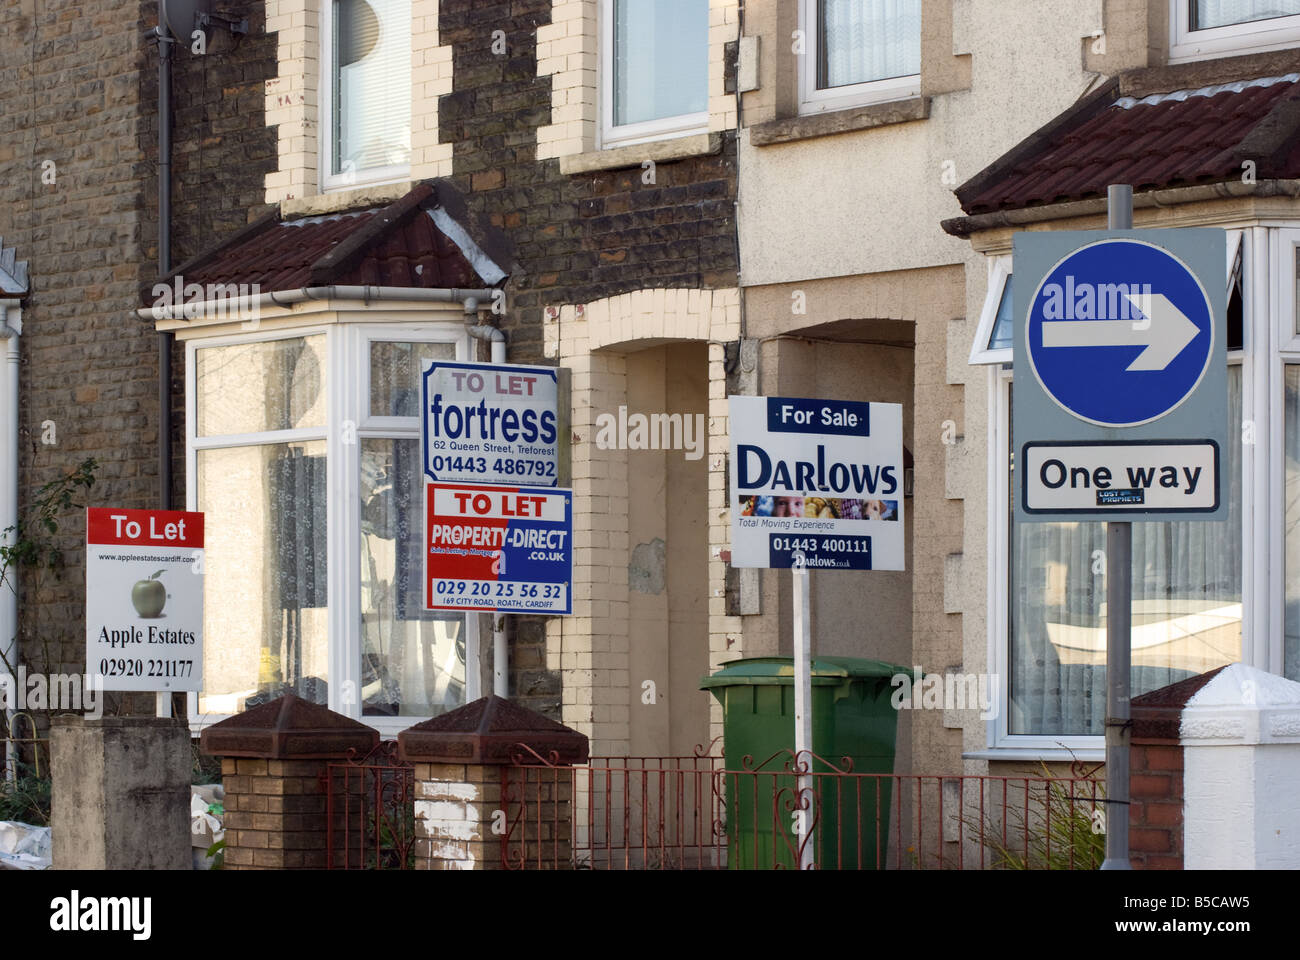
[501,748,1104,870]
[325,741,416,870]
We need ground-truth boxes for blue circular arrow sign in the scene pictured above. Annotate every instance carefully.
[1025,239,1215,427]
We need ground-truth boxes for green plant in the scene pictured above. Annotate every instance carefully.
[0,458,99,777]
[205,838,225,870]
[192,740,222,786]
[0,760,52,826]
[963,764,1105,870]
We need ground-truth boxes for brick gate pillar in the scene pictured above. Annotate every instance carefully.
[200,694,378,870]
[399,695,588,870]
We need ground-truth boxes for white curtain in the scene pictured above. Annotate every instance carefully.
[613,0,708,126]
[1285,366,1300,680]
[818,0,921,89]
[1009,368,1244,736]
[334,0,411,175]
[1193,0,1300,30]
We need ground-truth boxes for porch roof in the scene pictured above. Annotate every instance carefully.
[143,181,507,303]
[951,54,1300,222]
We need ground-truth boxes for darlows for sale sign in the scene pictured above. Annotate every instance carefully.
[728,397,904,570]
[425,483,572,614]
[85,507,204,691]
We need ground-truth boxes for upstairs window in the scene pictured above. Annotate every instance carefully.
[323,0,412,189]
[601,0,709,147]
[799,0,921,114]
[1171,0,1300,62]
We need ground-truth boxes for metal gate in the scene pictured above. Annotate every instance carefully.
[324,741,416,869]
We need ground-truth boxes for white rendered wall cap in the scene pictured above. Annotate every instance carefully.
[1179,664,1300,745]
[1185,663,1300,708]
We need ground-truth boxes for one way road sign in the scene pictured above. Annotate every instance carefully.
[1013,229,1226,523]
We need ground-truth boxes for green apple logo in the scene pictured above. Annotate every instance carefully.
[132,569,167,618]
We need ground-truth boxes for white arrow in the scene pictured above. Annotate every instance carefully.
[1041,293,1199,372]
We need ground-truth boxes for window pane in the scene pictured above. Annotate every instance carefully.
[1192,0,1300,30]
[369,341,457,417]
[1286,366,1300,680]
[613,0,708,126]
[197,441,329,715]
[197,336,326,437]
[818,0,921,89]
[334,0,411,175]
[1008,368,1244,736]
[361,438,467,716]
[989,276,1013,351]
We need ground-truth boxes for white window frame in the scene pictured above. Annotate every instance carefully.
[797,0,921,115]
[185,318,478,737]
[1271,228,1300,677]
[598,0,709,149]
[969,256,1012,365]
[978,228,1260,758]
[1169,1,1300,64]
[319,0,413,193]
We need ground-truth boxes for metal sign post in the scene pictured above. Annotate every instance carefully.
[792,559,813,870]
[1101,184,1134,870]
[1012,187,1226,871]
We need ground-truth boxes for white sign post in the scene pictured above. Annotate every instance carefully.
[86,508,205,697]
[729,396,905,868]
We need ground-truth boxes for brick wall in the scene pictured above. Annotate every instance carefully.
[0,2,273,701]
[1129,740,1185,869]
[436,0,740,720]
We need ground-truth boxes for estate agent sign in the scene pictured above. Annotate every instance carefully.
[86,507,205,691]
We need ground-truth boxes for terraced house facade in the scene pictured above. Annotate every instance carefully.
[4,0,1300,822]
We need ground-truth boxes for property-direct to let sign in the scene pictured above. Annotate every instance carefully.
[728,396,905,570]
[422,360,559,486]
[85,507,204,692]
[425,483,572,614]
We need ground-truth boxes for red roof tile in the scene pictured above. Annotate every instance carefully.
[149,181,499,301]
[956,74,1300,216]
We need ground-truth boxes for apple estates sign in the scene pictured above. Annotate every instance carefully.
[86,507,204,691]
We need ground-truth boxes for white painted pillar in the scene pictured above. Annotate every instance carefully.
[1181,663,1300,869]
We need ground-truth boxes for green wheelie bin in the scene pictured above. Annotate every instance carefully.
[700,656,917,870]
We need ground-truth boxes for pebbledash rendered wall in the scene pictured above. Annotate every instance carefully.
[0,2,274,709]
[260,0,742,752]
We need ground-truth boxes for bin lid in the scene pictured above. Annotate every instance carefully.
[699,656,917,689]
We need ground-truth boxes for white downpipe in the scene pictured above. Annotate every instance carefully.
[0,307,19,778]
[464,304,509,699]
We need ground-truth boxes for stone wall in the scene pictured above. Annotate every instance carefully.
[0,1,273,702]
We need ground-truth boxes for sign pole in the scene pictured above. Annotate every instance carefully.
[792,559,813,870]
[1101,183,1133,870]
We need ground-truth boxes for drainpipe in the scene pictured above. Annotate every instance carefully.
[0,307,19,778]
[463,298,509,699]
[151,21,175,719]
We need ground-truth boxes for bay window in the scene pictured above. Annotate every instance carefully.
[188,322,478,735]
[601,0,709,147]
[975,229,1281,753]
[798,0,921,115]
[322,0,412,189]
[1170,0,1300,62]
